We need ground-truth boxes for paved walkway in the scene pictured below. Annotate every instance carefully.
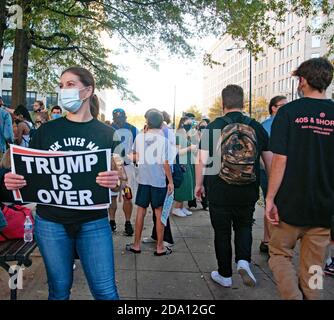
[0,205,333,300]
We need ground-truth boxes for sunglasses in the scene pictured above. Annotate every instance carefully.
[113,108,125,114]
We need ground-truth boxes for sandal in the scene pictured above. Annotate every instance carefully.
[154,247,172,256]
[126,244,141,254]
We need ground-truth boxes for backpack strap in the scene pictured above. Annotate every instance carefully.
[215,116,233,129]
[241,115,253,126]
[221,115,234,125]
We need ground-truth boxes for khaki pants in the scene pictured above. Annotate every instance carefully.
[269,221,330,300]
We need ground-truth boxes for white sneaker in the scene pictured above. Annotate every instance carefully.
[172,208,187,217]
[163,241,174,247]
[211,271,232,287]
[237,260,256,287]
[143,237,156,243]
[182,208,192,216]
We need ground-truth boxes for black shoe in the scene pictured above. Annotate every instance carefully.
[124,221,134,236]
[110,220,116,232]
[259,241,269,254]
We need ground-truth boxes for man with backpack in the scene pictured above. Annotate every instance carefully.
[195,85,272,288]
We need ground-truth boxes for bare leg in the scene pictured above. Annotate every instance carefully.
[154,207,165,253]
[132,206,146,251]
[174,201,183,209]
[108,196,117,220]
[123,198,133,222]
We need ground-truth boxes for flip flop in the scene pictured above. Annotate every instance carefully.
[126,244,141,254]
[154,247,172,256]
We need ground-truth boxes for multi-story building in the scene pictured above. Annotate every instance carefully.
[203,12,334,120]
[0,49,107,120]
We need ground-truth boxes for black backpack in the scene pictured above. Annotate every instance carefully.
[166,153,184,188]
[172,154,185,188]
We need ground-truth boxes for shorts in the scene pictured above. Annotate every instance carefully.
[110,164,138,198]
[135,184,167,209]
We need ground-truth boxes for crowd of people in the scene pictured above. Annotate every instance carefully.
[0,57,333,301]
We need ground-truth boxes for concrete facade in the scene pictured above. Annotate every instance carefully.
[202,12,334,119]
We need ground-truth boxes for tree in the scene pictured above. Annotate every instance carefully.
[253,96,268,122]
[0,0,5,62]
[184,105,202,121]
[4,0,220,107]
[2,0,334,108]
[208,97,222,121]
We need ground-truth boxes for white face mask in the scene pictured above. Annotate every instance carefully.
[59,88,87,113]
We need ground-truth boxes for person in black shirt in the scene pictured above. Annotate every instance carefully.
[265,57,334,300]
[196,85,272,288]
[109,108,138,236]
[4,67,120,300]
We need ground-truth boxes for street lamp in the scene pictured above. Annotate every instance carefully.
[226,47,252,117]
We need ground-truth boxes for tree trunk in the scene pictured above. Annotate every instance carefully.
[11,28,30,108]
[11,0,31,109]
[0,0,6,63]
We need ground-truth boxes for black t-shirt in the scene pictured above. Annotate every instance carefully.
[270,97,334,228]
[199,112,269,206]
[29,117,119,226]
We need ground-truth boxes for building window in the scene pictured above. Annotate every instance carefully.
[46,93,58,108]
[296,56,301,67]
[3,65,12,78]
[26,91,37,111]
[311,35,321,48]
[2,90,12,107]
[311,53,320,58]
[312,16,322,29]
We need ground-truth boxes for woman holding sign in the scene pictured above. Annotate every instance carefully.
[4,67,120,300]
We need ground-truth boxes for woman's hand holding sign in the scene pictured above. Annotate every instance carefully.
[4,172,27,191]
[96,170,119,189]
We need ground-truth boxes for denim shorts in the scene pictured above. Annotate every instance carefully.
[135,184,167,209]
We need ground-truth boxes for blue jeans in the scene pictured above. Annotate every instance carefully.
[34,215,119,300]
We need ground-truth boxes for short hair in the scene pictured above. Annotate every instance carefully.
[221,85,244,109]
[162,111,171,124]
[51,105,62,113]
[146,110,163,129]
[14,104,31,121]
[293,57,334,92]
[268,96,287,115]
[35,100,44,107]
[144,108,160,119]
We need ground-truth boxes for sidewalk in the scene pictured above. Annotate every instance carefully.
[0,205,333,300]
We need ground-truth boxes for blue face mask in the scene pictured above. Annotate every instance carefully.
[59,88,87,113]
[51,113,62,120]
